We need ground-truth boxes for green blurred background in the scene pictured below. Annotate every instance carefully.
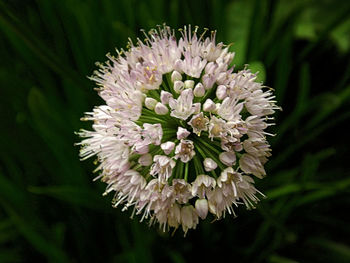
[1,0,350,262]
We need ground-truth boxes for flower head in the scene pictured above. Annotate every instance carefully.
[78,25,280,235]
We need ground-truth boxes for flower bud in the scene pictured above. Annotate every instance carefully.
[174,80,184,93]
[171,70,182,82]
[205,62,216,74]
[195,199,208,219]
[216,85,227,100]
[177,127,190,140]
[161,141,175,155]
[203,158,217,171]
[138,153,152,166]
[154,102,169,115]
[219,151,236,166]
[193,83,205,97]
[202,74,214,90]
[184,80,195,89]
[216,72,227,84]
[145,97,157,110]
[160,91,173,105]
[203,99,216,112]
[134,143,149,154]
[174,59,183,72]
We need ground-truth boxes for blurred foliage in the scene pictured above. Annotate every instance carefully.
[0,0,350,262]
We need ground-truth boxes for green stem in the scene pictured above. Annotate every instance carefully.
[184,162,189,181]
[195,140,225,170]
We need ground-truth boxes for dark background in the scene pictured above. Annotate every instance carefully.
[1,0,350,262]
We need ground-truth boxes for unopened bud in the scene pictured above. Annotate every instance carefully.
[154,102,168,115]
[160,91,173,105]
[138,153,152,166]
[193,83,205,97]
[203,99,216,112]
[145,97,157,110]
[195,199,208,219]
[216,85,227,100]
[174,80,184,93]
[184,80,195,89]
[171,70,182,82]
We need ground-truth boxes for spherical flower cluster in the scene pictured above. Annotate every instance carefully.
[77,25,279,235]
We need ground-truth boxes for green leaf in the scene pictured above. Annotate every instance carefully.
[1,202,69,263]
[307,238,350,262]
[225,0,253,66]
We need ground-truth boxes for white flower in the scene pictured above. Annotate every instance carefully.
[208,116,226,139]
[180,53,207,78]
[167,203,181,228]
[191,174,216,198]
[216,97,244,121]
[78,25,279,234]
[169,89,196,120]
[181,205,199,235]
[175,139,195,163]
[245,89,280,116]
[188,112,209,135]
[172,179,192,204]
[177,127,190,140]
[142,123,162,145]
[239,153,266,178]
[203,158,218,172]
[150,155,176,182]
[161,141,175,155]
[243,138,271,159]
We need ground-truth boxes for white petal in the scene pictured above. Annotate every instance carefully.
[219,151,236,166]
[195,199,208,219]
